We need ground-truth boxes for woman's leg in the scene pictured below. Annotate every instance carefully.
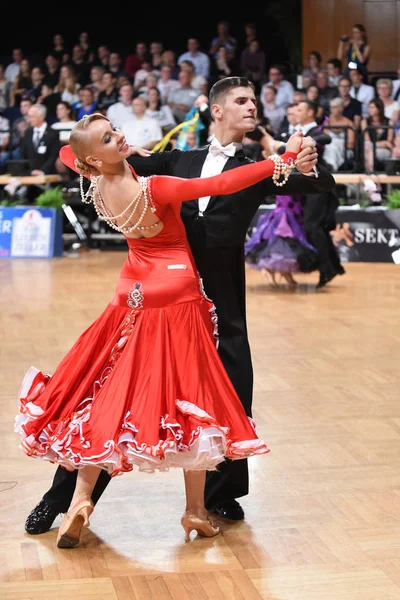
[70,466,102,509]
[181,469,219,541]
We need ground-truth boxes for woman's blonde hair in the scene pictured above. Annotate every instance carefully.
[69,113,110,176]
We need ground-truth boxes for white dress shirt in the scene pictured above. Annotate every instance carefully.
[33,123,47,147]
[198,139,242,215]
[350,83,375,118]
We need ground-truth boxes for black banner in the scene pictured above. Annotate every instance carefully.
[249,207,400,263]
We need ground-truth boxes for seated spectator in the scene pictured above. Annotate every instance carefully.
[77,31,95,64]
[275,103,300,142]
[159,50,180,80]
[305,84,325,122]
[179,60,208,95]
[0,112,10,174]
[55,65,81,105]
[106,82,134,129]
[149,41,164,70]
[392,66,400,101]
[51,101,76,144]
[122,96,162,150]
[260,85,286,135]
[89,65,106,101]
[0,65,13,111]
[145,87,176,133]
[133,59,159,92]
[376,78,400,124]
[208,20,237,61]
[362,98,394,172]
[260,65,294,110]
[157,64,180,105]
[36,83,62,124]
[124,42,148,80]
[95,45,110,70]
[177,38,210,80]
[293,89,306,104]
[97,71,119,114]
[43,54,60,89]
[70,44,90,87]
[323,97,355,171]
[301,51,322,86]
[239,39,266,93]
[326,58,343,87]
[167,70,202,124]
[392,129,400,158]
[136,73,160,102]
[209,46,234,84]
[5,48,23,84]
[337,76,362,129]
[10,58,32,107]
[51,34,69,65]
[72,86,97,120]
[108,51,128,81]
[9,97,33,159]
[316,70,339,111]
[349,67,374,118]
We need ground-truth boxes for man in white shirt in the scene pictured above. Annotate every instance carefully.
[177,38,210,80]
[349,68,375,118]
[106,83,134,130]
[122,96,162,149]
[260,65,294,110]
[157,65,181,105]
[5,48,23,83]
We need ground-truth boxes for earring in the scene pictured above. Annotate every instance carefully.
[79,174,94,204]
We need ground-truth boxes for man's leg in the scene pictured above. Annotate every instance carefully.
[303,193,337,279]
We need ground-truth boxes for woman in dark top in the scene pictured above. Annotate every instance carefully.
[362,98,394,171]
[338,24,371,83]
[10,59,32,107]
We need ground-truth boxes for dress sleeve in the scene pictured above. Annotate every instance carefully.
[150,152,297,205]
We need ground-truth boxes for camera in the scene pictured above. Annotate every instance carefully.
[340,35,350,42]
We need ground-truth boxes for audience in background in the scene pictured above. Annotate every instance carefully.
[106,82,134,129]
[337,76,362,129]
[260,65,294,110]
[239,39,266,93]
[323,97,355,171]
[376,78,400,124]
[301,51,322,87]
[121,96,162,149]
[177,38,210,80]
[51,101,76,143]
[362,98,394,172]
[338,23,371,83]
[349,67,374,118]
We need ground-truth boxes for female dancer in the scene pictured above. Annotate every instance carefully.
[15,114,302,547]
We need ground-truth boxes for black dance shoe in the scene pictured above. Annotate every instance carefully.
[316,272,337,290]
[25,500,61,534]
[336,266,346,275]
[210,499,245,521]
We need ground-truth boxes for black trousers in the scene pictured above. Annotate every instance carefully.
[43,219,253,512]
[302,192,342,277]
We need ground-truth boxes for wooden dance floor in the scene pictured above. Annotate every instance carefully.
[1,252,400,599]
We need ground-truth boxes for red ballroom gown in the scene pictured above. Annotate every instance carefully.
[14,155,290,475]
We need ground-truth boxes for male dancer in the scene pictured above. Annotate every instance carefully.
[26,77,335,534]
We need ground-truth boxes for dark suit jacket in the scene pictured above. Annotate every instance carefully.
[127,147,335,248]
[20,124,60,174]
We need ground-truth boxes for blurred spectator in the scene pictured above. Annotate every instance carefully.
[25,66,45,104]
[326,58,342,87]
[133,58,159,91]
[178,37,210,80]
[10,58,32,107]
[106,82,134,129]
[96,45,110,70]
[89,65,106,100]
[209,21,237,61]
[305,84,325,122]
[77,31,94,63]
[157,64,180,104]
[243,22,258,46]
[37,83,62,123]
[293,89,306,104]
[0,112,10,174]
[179,60,208,95]
[51,34,69,65]
[349,67,375,118]
[296,100,320,137]
[323,97,355,171]
[0,65,12,111]
[70,44,90,86]
[376,78,400,124]
[338,23,371,83]
[338,76,362,129]
[72,86,97,120]
[136,73,159,101]
[276,103,300,142]
[260,85,286,134]
[209,46,234,83]
[392,66,400,101]
[260,65,294,110]
[145,87,176,133]
[124,42,148,79]
[55,65,80,105]
[301,51,322,86]
[316,70,339,111]
[97,71,119,113]
[51,101,76,144]
[362,98,394,172]
[5,48,23,83]
[239,40,266,92]
[43,54,60,89]
[392,129,400,158]
[167,70,202,124]
[149,41,164,70]
[9,97,33,159]
[122,96,162,150]
[160,50,180,80]
[108,52,128,81]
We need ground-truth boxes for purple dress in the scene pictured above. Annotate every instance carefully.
[245,195,318,273]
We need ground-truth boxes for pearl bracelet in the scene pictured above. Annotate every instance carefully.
[270,153,296,187]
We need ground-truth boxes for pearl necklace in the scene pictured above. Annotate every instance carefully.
[270,153,296,187]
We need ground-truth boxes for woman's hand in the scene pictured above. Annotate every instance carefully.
[127,146,153,158]
[286,130,304,155]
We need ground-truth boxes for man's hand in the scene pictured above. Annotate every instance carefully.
[127,146,153,158]
[194,94,209,108]
[295,136,318,174]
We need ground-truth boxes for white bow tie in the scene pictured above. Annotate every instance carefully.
[208,139,238,157]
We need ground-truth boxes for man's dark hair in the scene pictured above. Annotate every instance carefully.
[209,77,255,107]
[327,58,342,70]
[300,99,318,118]
[339,76,351,85]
